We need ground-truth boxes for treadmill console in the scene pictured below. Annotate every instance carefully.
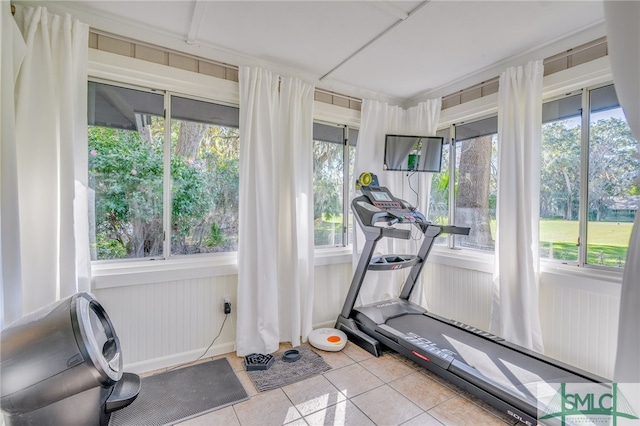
[361,186,403,210]
[359,184,426,225]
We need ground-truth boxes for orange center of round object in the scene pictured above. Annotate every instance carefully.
[327,335,341,343]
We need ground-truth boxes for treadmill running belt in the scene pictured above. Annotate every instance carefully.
[385,314,593,401]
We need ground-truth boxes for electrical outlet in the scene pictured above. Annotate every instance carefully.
[223,296,231,314]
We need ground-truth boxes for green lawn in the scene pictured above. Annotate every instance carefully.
[540,218,633,246]
[315,215,632,267]
[540,219,632,267]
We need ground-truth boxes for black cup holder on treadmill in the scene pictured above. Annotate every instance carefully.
[369,254,419,270]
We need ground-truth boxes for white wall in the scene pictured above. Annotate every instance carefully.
[94,253,619,379]
[89,47,623,380]
[93,258,353,373]
[423,251,620,379]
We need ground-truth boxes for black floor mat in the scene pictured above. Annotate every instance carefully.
[109,358,248,426]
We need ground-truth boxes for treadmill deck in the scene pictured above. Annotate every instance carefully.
[351,304,607,418]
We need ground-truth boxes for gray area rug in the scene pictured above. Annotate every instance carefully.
[247,346,332,392]
[109,358,248,426]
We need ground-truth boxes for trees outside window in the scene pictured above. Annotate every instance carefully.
[435,84,636,270]
[428,128,451,246]
[540,93,582,263]
[88,82,239,260]
[539,85,638,268]
[451,117,498,251]
[313,138,344,246]
[586,85,638,268]
[312,123,357,247]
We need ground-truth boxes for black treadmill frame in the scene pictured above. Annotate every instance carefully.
[336,186,608,426]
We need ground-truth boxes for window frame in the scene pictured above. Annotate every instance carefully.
[435,80,634,272]
[312,120,359,248]
[581,82,636,270]
[88,50,360,276]
[88,77,168,262]
[539,89,584,266]
[441,113,499,251]
[540,82,636,270]
[88,77,241,263]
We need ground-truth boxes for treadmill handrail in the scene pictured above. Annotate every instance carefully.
[341,190,471,318]
[337,176,607,426]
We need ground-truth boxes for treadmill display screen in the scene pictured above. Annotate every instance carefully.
[371,191,392,201]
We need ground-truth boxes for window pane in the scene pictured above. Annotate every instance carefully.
[455,116,498,142]
[170,96,240,255]
[453,132,498,250]
[587,85,638,268]
[347,143,356,245]
[88,82,165,260]
[313,139,344,246]
[313,122,344,144]
[347,127,358,245]
[540,94,582,263]
[430,128,450,246]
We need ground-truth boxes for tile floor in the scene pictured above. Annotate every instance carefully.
[145,342,519,426]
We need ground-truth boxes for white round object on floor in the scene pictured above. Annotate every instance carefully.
[309,328,347,352]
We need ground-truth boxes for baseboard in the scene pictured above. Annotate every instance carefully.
[313,320,337,329]
[123,320,339,374]
[123,341,237,374]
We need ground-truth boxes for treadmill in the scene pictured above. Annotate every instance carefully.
[335,174,608,426]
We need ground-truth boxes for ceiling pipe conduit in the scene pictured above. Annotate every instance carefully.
[186,0,208,45]
[319,1,431,82]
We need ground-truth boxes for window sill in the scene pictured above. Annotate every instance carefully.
[92,245,623,296]
[92,253,239,289]
[427,245,623,295]
[428,245,495,273]
[539,262,622,295]
[92,247,354,289]
[314,246,353,266]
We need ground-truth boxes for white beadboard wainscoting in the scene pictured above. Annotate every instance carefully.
[92,260,353,374]
[538,267,621,379]
[92,252,621,379]
[93,275,239,374]
[422,259,621,379]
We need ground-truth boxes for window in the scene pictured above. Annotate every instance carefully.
[452,116,498,251]
[540,93,582,263]
[312,123,358,246]
[88,82,165,260]
[587,85,638,268]
[429,127,452,246]
[88,81,239,261]
[540,84,638,268]
[170,96,240,255]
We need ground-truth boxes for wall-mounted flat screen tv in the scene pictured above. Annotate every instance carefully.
[383,134,443,172]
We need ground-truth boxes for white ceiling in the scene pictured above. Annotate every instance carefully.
[27,0,606,104]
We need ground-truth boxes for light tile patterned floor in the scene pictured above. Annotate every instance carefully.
[158,342,518,426]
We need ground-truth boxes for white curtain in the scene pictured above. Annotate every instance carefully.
[1,5,90,326]
[490,60,544,353]
[277,76,315,348]
[237,67,315,356]
[353,98,441,308]
[605,0,640,395]
[1,1,27,328]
